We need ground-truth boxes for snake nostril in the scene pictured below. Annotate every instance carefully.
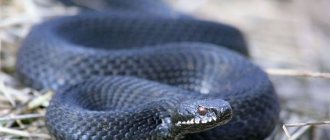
[197,106,208,116]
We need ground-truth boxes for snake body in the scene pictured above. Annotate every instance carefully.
[16,1,280,140]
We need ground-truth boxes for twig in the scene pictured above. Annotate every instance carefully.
[0,114,43,121]
[0,90,50,119]
[0,39,2,68]
[27,90,53,109]
[282,125,293,140]
[282,121,330,140]
[0,17,35,29]
[0,81,16,107]
[0,127,50,139]
[265,68,330,79]
[284,121,330,127]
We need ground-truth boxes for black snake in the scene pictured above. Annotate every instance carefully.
[16,0,280,139]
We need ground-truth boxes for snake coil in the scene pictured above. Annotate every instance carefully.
[16,0,280,139]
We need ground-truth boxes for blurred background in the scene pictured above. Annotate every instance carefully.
[0,0,329,139]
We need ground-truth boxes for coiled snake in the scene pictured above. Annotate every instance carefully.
[16,0,280,139]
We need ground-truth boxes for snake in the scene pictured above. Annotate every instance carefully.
[16,0,280,139]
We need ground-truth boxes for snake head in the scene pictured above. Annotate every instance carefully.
[172,99,232,134]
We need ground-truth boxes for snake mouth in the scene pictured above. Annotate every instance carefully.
[175,115,217,125]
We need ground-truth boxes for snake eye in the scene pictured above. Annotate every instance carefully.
[197,106,208,116]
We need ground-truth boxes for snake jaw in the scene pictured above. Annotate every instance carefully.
[157,117,174,138]
[175,112,218,126]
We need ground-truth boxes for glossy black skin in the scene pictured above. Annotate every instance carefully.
[16,0,280,139]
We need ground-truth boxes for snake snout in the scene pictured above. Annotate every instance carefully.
[173,99,232,134]
[209,100,232,123]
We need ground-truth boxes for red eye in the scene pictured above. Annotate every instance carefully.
[198,106,208,116]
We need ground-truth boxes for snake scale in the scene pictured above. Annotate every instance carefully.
[16,0,280,139]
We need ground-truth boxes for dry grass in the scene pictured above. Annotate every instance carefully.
[1,0,330,139]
